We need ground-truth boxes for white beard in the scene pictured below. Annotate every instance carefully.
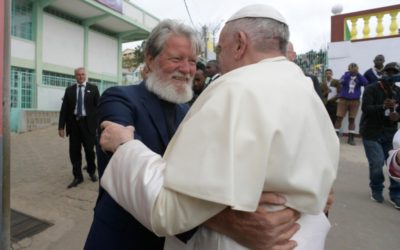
[145,71,193,104]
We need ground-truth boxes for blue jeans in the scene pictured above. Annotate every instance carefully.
[363,135,400,199]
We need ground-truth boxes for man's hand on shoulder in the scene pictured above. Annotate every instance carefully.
[100,121,135,153]
[205,193,300,250]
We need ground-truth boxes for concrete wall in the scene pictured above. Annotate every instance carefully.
[327,37,400,134]
[328,37,400,77]
[42,14,84,69]
[88,30,118,76]
[11,110,59,133]
[42,13,119,77]
[37,86,64,111]
[11,38,35,61]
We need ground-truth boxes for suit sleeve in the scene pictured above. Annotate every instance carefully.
[92,85,100,109]
[58,89,68,130]
[320,83,328,99]
[101,140,226,236]
[97,86,137,178]
[361,86,383,114]
[98,87,136,126]
[311,75,323,100]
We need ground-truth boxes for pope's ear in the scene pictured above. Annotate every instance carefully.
[234,31,248,60]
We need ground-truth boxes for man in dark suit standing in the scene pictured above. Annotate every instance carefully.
[58,67,99,188]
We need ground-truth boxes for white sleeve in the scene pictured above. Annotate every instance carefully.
[387,149,400,182]
[101,140,226,236]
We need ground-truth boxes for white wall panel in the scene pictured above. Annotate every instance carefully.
[37,86,65,111]
[88,31,118,76]
[42,14,84,68]
[328,38,400,78]
[11,38,35,61]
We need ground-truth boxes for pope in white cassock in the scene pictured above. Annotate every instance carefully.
[101,4,339,250]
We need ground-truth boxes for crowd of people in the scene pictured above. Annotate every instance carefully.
[56,3,400,250]
[318,55,400,208]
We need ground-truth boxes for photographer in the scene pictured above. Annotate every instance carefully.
[360,62,400,209]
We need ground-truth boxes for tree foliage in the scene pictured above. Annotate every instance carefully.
[122,41,145,71]
[132,41,145,67]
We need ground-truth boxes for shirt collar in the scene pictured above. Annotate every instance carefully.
[77,81,87,87]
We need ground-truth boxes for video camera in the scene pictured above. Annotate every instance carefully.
[381,73,400,83]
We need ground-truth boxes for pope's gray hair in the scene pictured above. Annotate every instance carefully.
[226,17,289,55]
[144,19,203,59]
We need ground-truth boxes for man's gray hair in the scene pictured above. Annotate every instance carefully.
[74,67,85,74]
[225,17,289,55]
[144,19,202,58]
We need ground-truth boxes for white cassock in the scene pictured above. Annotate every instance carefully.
[387,130,400,182]
[102,56,340,250]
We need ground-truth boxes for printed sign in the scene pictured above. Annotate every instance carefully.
[96,0,123,13]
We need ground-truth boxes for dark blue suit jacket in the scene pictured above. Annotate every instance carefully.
[84,82,189,250]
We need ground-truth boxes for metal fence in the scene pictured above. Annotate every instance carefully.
[295,50,328,82]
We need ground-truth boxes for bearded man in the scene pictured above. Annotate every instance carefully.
[99,4,338,249]
[84,19,300,250]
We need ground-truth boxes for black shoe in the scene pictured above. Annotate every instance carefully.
[89,173,98,182]
[371,191,384,203]
[390,198,400,209]
[347,134,356,146]
[67,178,83,189]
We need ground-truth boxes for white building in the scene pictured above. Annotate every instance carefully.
[10,0,159,132]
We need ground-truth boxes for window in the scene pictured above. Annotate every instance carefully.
[11,0,33,40]
[42,71,75,88]
[11,66,35,108]
[89,78,117,93]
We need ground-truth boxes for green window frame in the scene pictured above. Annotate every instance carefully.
[42,71,76,88]
[11,66,35,108]
[88,78,117,93]
[11,0,33,41]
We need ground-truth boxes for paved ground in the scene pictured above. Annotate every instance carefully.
[10,126,98,250]
[9,125,400,249]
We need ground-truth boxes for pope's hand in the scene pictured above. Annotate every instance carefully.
[100,121,135,153]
